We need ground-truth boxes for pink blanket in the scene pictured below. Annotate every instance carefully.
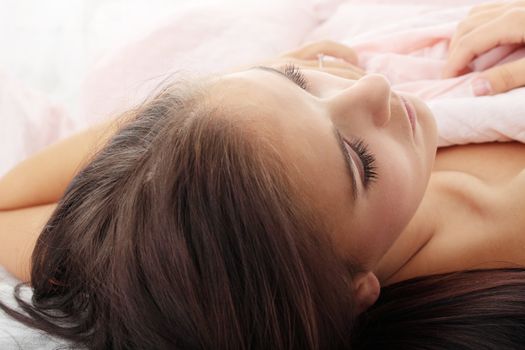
[2,0,524,178]
[1,1,524,345]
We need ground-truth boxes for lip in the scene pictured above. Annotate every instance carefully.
[398,95,417,136]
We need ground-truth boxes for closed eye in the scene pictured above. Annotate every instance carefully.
[251,65,310,91]
[282,63,310,91]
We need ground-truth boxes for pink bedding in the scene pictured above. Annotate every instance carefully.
[2,0,525,346]
[2,0,524,179]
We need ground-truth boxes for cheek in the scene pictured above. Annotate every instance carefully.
[338,142,429,265]
[381,159,426,231]
[367,154,425,247]
[379,178,416,232]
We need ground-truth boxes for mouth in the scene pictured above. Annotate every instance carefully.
[398,95,417,136]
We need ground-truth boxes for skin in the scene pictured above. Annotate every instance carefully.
[443,1,525,94]
[3,41,525,314]
[0,40,367,284]
[382,140,525,285]
[208,67,438,309]
[210,65,525,308]
[2,63,525,315]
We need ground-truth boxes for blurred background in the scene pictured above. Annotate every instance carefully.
[0,0,307,176]
[0,0,244,110]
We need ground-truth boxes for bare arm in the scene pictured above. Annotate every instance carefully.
[0,203,57,281]
[0,118,126,280]
[0,117,125,211]
[0,39,363,212]
[0,116,129,280]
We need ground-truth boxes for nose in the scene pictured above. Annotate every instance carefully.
[326,74,392,128]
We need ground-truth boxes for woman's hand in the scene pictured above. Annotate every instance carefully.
[443,1,525,95]
[230,40,365,80]
[275,40,365,79]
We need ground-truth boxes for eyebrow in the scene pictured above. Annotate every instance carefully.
[252,65,358,202]
[250,66,298,86]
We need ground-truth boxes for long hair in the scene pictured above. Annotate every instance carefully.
[0,79,357,349]
[352,268,525,350]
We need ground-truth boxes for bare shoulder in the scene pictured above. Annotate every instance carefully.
[434,141,525,185]
[433,140,525,235]
[384,141,525,285]
[383,170,501,285]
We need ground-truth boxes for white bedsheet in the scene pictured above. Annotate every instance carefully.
[0,267,71,349]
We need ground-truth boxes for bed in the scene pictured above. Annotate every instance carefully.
[1,0,524,347]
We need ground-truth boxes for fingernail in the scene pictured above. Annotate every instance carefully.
[472,78,492,96]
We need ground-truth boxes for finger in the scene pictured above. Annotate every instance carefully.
[300,58,365,74]
[449,10,498,53]
[298,59,365,77]
[469,1,525,16]
[277,57,365,75]
[474,57,525,95]
[320,67,365,80]
[320,57,365,73]
[443,11,525,78]
[468,1,505,16]
[284,40,359,64]
[450,3,525,54]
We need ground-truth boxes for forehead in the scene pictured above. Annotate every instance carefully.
[209,69,313,121]
[208,69,330,166]
[207,70,308,139]
[207,68,356,223]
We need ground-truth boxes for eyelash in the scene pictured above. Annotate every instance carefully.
[282,63,379,187]
[283,63,309,90]
[349,138,378,187]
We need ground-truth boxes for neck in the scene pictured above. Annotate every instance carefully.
[375,169,500,285]
[373,170,473,285]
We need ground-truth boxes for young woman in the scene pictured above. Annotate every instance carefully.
[0,62,366,349]
[0,32,525,350]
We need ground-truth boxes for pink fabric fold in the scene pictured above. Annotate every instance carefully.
[2,0,525,343]
[0,69,76,177]
[3,0,525,178]
[79,0,525,148]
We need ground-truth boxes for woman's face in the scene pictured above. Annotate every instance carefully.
[210,66,438,271]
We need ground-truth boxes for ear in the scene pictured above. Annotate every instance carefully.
[353,271,380,315]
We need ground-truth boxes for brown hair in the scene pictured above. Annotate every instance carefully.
[352,268,525,349]
[0,79,357,349]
